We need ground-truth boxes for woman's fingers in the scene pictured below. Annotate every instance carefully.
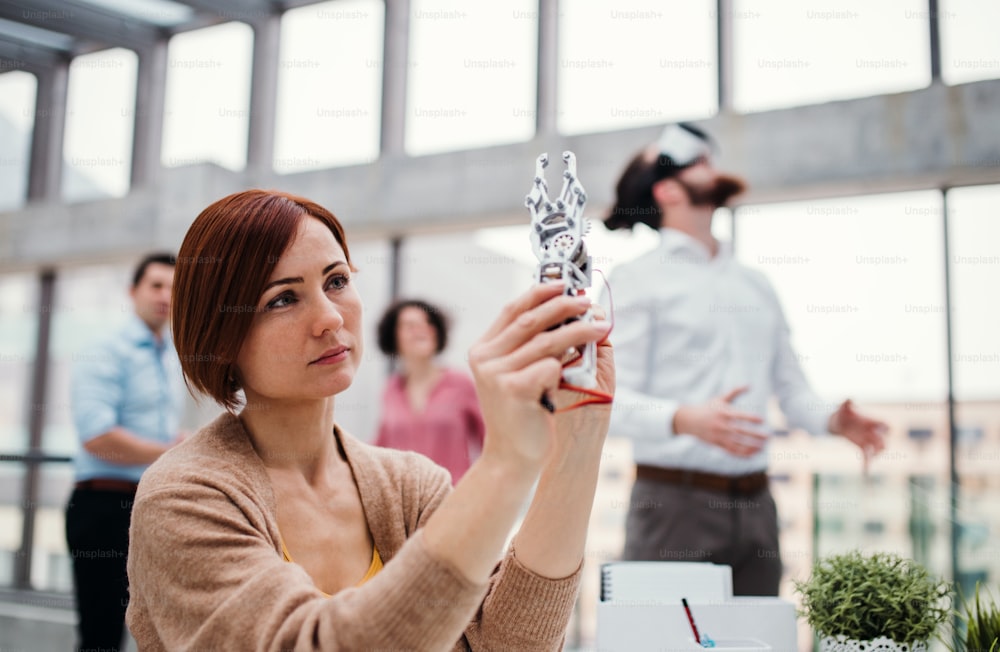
[497,356,563,404]
[471,292,594,365]
[480,317,609,377]
[478,282,566,343]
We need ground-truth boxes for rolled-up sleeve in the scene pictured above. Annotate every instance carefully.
[71,341,122,443]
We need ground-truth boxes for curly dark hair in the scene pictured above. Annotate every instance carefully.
[376,299,449,356]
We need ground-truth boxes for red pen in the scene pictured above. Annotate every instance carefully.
[682,598,701,645]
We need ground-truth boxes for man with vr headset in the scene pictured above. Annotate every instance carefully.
[602,123,887,596]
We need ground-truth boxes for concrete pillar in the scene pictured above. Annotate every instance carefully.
[716,0,734,113]
[27,62,69,201]
[535,0,559,136]
[380,0,411,155]
[247,12,281,177]
[131,41,168,188]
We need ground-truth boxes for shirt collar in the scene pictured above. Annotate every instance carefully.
[124,312,166,349]
[658,227,732,264]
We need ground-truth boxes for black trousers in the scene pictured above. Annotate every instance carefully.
[622,478,782,596]
[65,487,135,652]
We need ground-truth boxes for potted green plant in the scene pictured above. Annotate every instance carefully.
[794,550,951,652]
[954,583,1000,652]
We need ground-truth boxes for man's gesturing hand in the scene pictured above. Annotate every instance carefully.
[672,386,769,457]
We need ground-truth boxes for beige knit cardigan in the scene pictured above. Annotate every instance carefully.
[126,412,581,651]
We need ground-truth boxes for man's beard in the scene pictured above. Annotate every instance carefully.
[678,173,747,208]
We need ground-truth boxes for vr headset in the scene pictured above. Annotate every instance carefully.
[655,123,714,173]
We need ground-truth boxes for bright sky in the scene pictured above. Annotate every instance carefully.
[0,0,998,402]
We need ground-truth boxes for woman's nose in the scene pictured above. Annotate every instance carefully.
[312,295,345,336]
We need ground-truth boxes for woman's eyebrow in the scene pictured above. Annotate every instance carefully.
[262,260,347,293]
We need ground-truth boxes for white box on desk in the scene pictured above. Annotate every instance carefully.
[596,562,797,652]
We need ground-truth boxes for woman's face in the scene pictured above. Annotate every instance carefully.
[235,216,363,405]
[395,306,438,361]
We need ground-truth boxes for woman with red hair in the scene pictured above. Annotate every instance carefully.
[126,189,614,651]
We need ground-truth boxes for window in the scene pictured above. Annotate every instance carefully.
[162,22,253,171]
[732,0,930,112]
[558,0,716,135]
[0,71,36,210]
[957,426,985,444]
[735,191,947,403]
[406,0,537,154]
[63,48,138,201]
[274,0,383,172]
[0,274,36,452]
[863,520,886,535]
[940,0,1000,85]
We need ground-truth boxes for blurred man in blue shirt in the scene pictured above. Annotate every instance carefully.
[65,252,187,652]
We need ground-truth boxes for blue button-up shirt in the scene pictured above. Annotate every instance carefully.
[71,313,186,482]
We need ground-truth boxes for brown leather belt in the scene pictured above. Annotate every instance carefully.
[75,478,139,494]
[635,464,768,495]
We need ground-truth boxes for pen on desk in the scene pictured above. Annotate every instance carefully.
[681,598,701,646]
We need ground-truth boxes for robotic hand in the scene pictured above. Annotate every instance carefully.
[524,151,597,391]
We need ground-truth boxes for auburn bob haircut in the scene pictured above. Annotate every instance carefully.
[171,189,353,411]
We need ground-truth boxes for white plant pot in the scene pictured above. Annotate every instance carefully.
[819,636,928,652]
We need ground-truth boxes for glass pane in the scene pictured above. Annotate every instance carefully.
[274,0,383,173]
[62,48,138,201]
[0,465,24,588]
[45,264,132,456]
[949,184,1000,595]
[30,464,75,592]
[733,0,930,113]
[940,0,1000,85]
[558,0,716,135]
[734,191,947,402]
[162,22,253,171]
[813,470,951,582]
[956,474,999,597]
[406,0,537,155]
[0,71,36,211]
[948,185,1000,401]
[0,273,37,451]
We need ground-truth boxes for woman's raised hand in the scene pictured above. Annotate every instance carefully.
[467,282,611,472]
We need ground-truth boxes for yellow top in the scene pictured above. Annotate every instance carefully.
[281,536,383,595]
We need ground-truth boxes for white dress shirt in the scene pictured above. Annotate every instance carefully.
[603,228,832,475]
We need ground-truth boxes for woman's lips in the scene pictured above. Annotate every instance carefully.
[310,347,348,365]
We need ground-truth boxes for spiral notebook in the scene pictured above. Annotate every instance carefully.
[600,561,733,603]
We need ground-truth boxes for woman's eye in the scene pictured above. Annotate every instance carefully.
[265,293,296,311]
[326,274,350,291]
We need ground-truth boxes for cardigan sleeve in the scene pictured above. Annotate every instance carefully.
[412,466,583,652]
[126,476,489,652]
